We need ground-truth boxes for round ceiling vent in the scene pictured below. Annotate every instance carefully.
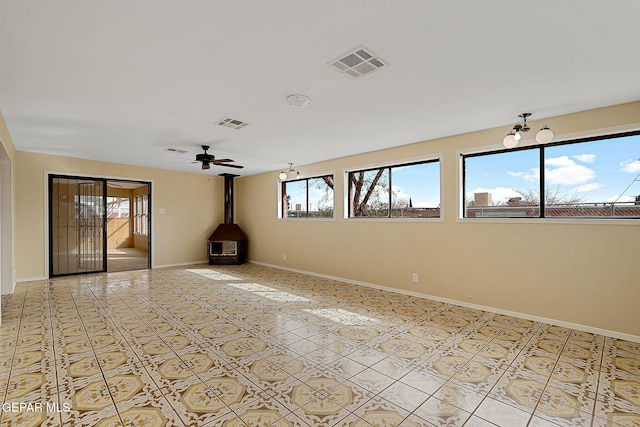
[286,94,311,107]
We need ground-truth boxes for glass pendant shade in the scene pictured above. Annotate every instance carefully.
[278,171,288,180]
[503,133,518,149]
[536,126,554,144]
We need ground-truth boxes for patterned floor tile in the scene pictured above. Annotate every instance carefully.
[0,264,636,426]
[377,381,430,412]
[412,393,473,426]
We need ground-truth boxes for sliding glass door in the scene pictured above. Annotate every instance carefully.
[49,176,106,276]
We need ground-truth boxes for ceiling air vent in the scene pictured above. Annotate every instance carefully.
[217,117,250,130]
[329,46,388,78]
[166,148,188,154]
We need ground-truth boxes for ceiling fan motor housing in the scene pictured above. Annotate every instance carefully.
[196,152,214,162]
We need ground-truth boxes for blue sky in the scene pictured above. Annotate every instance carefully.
[391,161,440,208]
[466,134,640,205]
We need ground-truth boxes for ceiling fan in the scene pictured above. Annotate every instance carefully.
[194,145,244,170]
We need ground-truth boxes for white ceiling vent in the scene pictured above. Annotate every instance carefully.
[329,46,388,78]
[166,148,188,154]
[217,117,250,130]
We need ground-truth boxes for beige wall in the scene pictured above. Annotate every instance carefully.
[15,151,223,279]
[235,101,640,338]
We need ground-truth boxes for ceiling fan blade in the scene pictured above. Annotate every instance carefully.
[212,158,234,163]
[218,163,244,169]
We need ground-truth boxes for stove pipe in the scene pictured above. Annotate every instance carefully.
[222,172,235,224]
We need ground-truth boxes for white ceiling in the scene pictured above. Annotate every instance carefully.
[1,1,640,177]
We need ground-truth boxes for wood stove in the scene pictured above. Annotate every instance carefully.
[207,174,248,265]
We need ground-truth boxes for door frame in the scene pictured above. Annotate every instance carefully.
[46,171,152,278]
[48,175,108,277]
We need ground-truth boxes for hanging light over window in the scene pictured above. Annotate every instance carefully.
[502,131,518,149]
[278,163,300,181]
[503,113,554,148]
[536,125,554,144]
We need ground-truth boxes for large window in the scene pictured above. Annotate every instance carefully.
[134,194,148,234]
[463,131,640,218]
[281,175,334,218]
[347,159,440,218]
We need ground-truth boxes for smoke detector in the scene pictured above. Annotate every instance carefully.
[329,46,388,78]
[217,117,250,130]
[286,94,311,107]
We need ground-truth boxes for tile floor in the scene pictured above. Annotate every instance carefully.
[0,264,639,427]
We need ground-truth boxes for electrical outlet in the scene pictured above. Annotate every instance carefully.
[412,273,418,283]
[283,254,287,261]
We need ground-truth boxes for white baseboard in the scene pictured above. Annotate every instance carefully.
[249,260,640,344]
[16,276,47,283]
[15,260,210,282]
[153,260,209,269]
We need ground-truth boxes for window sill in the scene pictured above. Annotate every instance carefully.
[278,217,336,222]
[457,216,640,225]
[345,216,444,223]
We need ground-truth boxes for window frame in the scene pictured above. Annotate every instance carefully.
[278,173,335,220]
[134,194,149,235]
[344,155,443,221]
[459,130,640,222]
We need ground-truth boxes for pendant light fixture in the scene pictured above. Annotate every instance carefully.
[278,163,300,181]
[503,113,554,148]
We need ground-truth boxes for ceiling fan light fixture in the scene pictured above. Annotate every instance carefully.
[278,171,288,180]
[194,145,244,170]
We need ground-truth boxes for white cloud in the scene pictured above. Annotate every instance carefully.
[572,154,596,163]
[546,165,595,185]
[620,159,640,173]
[544,156,595,185]
[545,156,575,167]
[467,187,522,205]
[507,168,539,182]
[570,182,602,193]
[392,185,410,200]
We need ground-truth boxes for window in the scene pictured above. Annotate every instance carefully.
[347,159,440,218]
[281,175,334,218]
[463,131,640,218]
[134,194,148,234]
[106,197,130,218]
